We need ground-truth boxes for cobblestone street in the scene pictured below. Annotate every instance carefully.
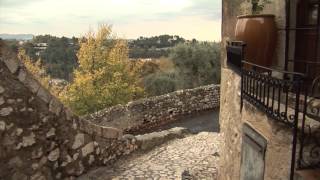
[78,132,221,180]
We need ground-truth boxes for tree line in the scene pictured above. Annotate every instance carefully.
[2,26,221,115]
[142,42,221,96]
[5,35,79,80]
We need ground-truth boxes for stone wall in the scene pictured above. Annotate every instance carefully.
[219,0,294,180]
[85,84,220,134]
[0,48,137,180]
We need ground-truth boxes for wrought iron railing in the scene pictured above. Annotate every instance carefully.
[241,61,306,127]
[287,60,320,89]
[297,76,320,170]
[240,60,320,176]
[226,40,320,177]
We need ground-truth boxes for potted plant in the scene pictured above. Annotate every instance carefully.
[235,0,276,67]
[252,0,270,14]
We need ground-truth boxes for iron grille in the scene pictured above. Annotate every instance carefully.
[241,61,306,127]
[297,76,320,170]
[239,60,320,175]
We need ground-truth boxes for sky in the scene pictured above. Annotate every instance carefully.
[0,0,221,41]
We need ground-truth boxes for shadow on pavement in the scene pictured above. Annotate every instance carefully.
[156,110,220,134]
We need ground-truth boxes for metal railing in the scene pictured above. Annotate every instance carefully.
[240,60,320,177]
[287,60,320,85]
[298,76,320,170]
[226,39,320,178]
[241,60,306,127]
[285,60,320,170]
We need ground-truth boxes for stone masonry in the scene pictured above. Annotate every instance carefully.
[0,45,138,180]
[78,132,222,180]
[85,85,220,134]
[0,42,221,180]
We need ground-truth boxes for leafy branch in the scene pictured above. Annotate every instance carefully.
[252,0,272,14]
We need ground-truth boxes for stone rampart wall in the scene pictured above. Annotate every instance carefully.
[85,84,220,134]
[0,52,137,180]
[0,41,220,179]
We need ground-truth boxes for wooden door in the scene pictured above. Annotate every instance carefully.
[294,0,320,81]
[240,125,267,180]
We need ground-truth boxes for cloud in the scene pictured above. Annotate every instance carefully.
[185,0,221,20]
[0,0,42,7]
[108,0,221,22]
[0,0,221,41]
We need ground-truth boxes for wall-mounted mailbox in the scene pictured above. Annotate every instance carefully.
[226,41,246,74]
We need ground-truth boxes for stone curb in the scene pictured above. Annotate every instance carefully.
[135,127,191,151]
[79,119,123,139]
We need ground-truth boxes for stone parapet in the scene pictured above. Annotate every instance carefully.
[0,44,220,179]
[85,84,220,134]
[0,53,136,179]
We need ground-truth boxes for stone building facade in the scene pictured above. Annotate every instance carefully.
[219,0,320,180]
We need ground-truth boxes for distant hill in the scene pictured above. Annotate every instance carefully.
[0,33,34,40]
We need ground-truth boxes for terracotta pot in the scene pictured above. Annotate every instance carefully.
[235,14,277,67]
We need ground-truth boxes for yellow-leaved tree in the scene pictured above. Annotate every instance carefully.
[18,49,51,89]
[18,49,65,97]
[62,25,144,115]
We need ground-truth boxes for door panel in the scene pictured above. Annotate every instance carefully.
[240,125,267,180]
[294,0,320,81]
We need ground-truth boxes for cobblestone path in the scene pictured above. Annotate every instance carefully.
[78,132,221,180]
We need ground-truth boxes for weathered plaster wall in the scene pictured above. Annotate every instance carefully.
[219,0,293,179]
[219,71,294,180]
[241,101,293,179]
[0,51,137,179]
[263,0,286,69]
[218,68,243,179]
[85,85,220,134]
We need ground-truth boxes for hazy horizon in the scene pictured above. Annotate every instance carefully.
[0,0,221,41]
[0,33,221,42]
